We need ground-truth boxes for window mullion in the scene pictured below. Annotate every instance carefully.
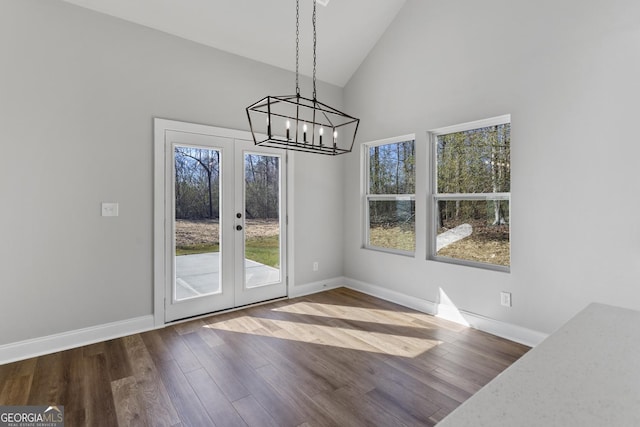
[434,193,510,201]
[367,194,415,201]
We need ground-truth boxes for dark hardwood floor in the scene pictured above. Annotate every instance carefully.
[0,288,529,426]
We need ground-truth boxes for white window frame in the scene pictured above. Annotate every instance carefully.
[362,134,416,256]
[429,115,511,272]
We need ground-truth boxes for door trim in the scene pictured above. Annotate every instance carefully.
[153,118,293,326]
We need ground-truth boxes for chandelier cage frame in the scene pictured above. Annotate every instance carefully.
[246,0,360,156]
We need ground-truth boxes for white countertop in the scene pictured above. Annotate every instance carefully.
[437,303,640,426]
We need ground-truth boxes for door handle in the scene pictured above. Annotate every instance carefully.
[236,225,243,231]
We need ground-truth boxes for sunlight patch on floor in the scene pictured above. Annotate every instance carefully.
[205,315,441,358]
[272,301,439,327]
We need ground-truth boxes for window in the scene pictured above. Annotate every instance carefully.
[430,116,511,270]
[363,135,416,254]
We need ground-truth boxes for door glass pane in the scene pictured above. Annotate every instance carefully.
[244,153,281,288]
[174,146,221,301]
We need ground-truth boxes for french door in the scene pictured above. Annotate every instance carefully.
[159,123,287,322]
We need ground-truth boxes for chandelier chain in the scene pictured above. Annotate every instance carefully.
[246,0,360,155]
[312,0,317,100]
[295,0,300,95]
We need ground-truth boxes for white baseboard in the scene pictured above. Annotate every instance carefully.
[288,276,345,298]
[1,279,548,365]
[343,278,547,347]
[436,305,548,347]
[0,315,156,365]
[344,278,438,315]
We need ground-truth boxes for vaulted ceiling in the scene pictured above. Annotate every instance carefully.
[60,0,406,87]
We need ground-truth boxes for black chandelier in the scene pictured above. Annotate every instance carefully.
[246,0,360,155]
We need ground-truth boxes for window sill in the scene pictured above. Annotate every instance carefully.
[363,245,415,258]
[428,255,510,273]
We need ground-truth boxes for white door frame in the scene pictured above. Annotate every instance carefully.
[153,118,294,326]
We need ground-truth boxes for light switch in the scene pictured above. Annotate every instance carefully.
[101,202,119,217]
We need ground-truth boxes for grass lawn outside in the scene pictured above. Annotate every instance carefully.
[175,219,280,268]
[437,235,509,266]
[176,236,280,268]
[244,236,280,268]
[368,223,509,267]
[369,225,416,252]
[176,244,219,256]
[437,220,510,266]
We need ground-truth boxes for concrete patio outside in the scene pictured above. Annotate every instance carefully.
[175,252,280,300]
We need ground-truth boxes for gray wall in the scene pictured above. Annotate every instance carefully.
[343,0,640,334]
[0,0,344,345]
[3,0,638,349]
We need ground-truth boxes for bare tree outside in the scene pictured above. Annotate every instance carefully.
[244,154,281,270]
[173,147,280,268]
[174,147,221,257]
[367,140,416,252]
[435,123,511,266]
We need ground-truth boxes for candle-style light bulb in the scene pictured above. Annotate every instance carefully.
[333,129,338,149]
[319,127,324,146]
[286,120,291,140]
[303,123,308,142]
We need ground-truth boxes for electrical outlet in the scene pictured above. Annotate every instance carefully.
[500,291,512,307]
[313,261,319,271]
[101,202,119,217]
